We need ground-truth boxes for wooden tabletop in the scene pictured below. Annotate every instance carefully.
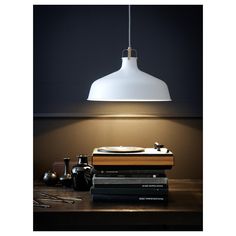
[33,179,202,231]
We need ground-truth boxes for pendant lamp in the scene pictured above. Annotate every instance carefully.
[87,6,171,101]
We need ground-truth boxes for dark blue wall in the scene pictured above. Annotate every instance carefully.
[34,5,202,117]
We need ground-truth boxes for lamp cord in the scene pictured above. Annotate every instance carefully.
[128,5,131,48]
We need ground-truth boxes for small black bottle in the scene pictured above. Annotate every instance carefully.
[59,157,72,187]
[72,154,93,191]
[43,170,58,186]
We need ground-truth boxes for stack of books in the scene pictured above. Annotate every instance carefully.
[90,147,174,202]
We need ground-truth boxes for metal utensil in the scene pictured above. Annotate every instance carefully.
[33,199,50,208]
[37,197,82,202]
[40,192,75,204]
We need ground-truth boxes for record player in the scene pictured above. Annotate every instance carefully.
[96,142,172,155]
[92,142,174,168]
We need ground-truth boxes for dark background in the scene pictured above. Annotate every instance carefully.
[33,5,202,117]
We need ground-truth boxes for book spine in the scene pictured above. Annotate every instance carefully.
[95,169,165,175]
[91,187,168,196]
[94,184,168,188]
[92,194,168,202]
[94,173,166,178]
[93,177,168,185]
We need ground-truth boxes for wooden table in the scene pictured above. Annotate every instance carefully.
[33,179,202,231]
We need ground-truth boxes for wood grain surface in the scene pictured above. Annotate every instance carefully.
[33,179,202,230]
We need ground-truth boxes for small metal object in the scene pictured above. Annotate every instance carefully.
[37,197,82,202]
[62,197,82,201]
[33,199,50,208]
[128,47,132,59]
[40,192,75,204]
[154,142,164,151]
[121,48,138,58]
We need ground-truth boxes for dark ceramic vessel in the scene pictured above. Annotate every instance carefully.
[59,157,72,187]
[43,170,58,186]
[72,154,93,191]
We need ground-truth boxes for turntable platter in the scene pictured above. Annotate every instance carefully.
[97,146,145,153]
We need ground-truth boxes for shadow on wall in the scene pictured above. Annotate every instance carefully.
[34,118,202,180]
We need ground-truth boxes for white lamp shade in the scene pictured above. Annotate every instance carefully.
[87,57,171,101]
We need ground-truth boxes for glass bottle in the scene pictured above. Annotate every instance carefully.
[72,154,93,191]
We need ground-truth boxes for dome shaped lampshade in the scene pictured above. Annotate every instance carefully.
[87,57,171,101]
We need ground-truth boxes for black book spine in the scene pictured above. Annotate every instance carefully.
[95,169,166,175]
[92,194,168,202]
[91,187,168,196]
[93,184,168,189]
[94,173,166,178]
